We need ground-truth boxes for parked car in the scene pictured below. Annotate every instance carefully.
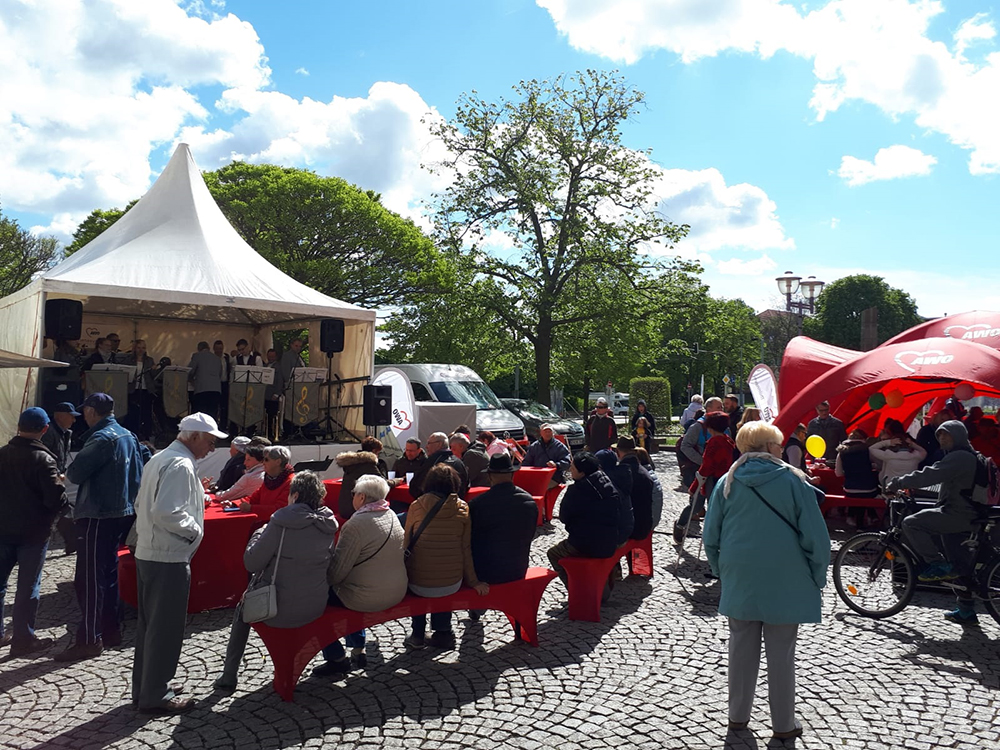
[501,398,585,451]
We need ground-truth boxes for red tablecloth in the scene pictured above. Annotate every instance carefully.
[118,504,259,613]
[810,465,844,495]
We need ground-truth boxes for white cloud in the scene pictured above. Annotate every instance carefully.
[829,217,840,229]
[0,0,269,235]
[295,67,310,76]
[954,13,996,58]
[649,167,794,254]
[180,82,449,221]
[538,1,1000,175]
[837,144,937,186]
[716,254,779,275]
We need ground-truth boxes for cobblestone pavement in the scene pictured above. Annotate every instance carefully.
[2,455,999,750]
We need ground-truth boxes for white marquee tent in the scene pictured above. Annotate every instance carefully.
[0,143,376,439]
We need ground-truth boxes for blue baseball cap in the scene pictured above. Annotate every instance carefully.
[18,407,50,432]
[78,392,114,414]
[53,402,81,416]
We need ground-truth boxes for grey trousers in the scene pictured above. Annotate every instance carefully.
[902,506,976,564]
[728,618,798,733]
[132,559,191,709]
[218,603,251,685]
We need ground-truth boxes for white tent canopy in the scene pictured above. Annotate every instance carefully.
[0,143,376,438]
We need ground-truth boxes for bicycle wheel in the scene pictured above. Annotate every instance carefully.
[981,557,1000,627]
[834,532,916,618]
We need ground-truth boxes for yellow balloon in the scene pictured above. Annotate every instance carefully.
[805,434,827,459]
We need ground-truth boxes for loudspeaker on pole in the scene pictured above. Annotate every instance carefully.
[320,319,345,354]
[363,384,392,426]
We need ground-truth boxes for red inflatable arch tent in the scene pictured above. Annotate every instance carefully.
[773,323,1000,441]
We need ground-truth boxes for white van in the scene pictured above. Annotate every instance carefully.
[374,364,525,441]
[588,391,629,417]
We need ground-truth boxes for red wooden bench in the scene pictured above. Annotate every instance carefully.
[252,567,558,701]
[819,493,886,517]
[559,534,654,623]
[513,466,557,525]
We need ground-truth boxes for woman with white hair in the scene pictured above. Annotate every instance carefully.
[313,474,407,675]
[214,471,338,692]
[236,445,293,522]
[702,421,831,741]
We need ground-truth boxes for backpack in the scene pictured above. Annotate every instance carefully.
[965,451,1000,506]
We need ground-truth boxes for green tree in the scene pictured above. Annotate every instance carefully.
[803,274,922,349]
[0,206,59,297]
[64,202,136,256]
[425,69,689,405]
[67,164,443,309]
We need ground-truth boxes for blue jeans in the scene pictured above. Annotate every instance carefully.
[0,537,50,644]
[321,587,365,662]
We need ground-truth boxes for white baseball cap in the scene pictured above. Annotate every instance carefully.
[179,412,228,439]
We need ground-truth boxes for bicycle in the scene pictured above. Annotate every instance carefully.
[832,491,1000,625]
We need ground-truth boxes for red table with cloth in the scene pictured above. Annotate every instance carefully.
[809,463,844,495]
[118,505,259,613]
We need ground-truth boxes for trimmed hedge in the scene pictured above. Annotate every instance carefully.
[629,377,671,423]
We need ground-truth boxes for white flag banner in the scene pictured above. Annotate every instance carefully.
[372,367,418,465]
[748,364,779,424]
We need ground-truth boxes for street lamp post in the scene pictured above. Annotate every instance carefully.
[776,271,825,333]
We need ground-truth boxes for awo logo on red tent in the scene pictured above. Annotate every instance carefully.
[894,349,955,373]
[943,323,1000,341]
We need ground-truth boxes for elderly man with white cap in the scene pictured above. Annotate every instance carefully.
[131,412,226,715]
[521,423,571,486]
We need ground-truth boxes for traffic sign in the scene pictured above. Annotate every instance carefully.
[723,374,732,385]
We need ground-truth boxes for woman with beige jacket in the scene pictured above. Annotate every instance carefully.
[403,464,488,650]
[313,474,407,676]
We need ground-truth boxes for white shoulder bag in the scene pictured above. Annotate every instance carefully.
[241,529,286,624]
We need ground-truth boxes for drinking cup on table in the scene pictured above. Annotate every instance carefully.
[406,472,414,484]
[387,470,396,480]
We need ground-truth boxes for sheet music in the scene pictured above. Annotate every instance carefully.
[232,365,275,385]
[91,363,136,383]
[290,366,326,383]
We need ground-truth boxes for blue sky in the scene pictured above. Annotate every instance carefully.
[2,0,999,315]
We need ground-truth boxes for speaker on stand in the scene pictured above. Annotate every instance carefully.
[45,299,83,341]
[363,385,392,426]
[315,318,357,442]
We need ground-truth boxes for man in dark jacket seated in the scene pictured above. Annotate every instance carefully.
[392,438,427,480]
[547,452,622,600]
[467,453,539,620]
[521,423,571,487]
[408,432,468,500]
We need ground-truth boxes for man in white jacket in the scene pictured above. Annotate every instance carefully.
[131,413,226,714]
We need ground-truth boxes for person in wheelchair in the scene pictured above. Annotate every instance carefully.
[886,420,981,624]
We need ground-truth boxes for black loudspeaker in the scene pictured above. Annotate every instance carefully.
[320,318,345,354]
[45,299,83,340]
[363,385,392,426]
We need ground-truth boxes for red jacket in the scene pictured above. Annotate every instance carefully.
[697,434,737,482]
[246,471,295,523]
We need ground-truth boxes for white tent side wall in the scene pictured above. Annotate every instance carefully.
[0,282,45,439]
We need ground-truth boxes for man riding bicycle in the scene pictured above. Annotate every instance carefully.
[886,420,981,625]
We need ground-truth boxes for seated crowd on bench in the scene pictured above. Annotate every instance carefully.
[215,451,541,690]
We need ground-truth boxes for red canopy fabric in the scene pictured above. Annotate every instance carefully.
[777,336,861,409]
[882,310,1000,350]
[773,337,1000,440]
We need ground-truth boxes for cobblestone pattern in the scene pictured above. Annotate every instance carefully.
[2,454,999,749]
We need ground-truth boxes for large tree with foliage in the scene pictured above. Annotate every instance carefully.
[425,69,689,405]
[803,274,922,350]
[0,206,59,297]
[68,164,442,309]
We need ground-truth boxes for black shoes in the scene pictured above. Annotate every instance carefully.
[9,636,53,658]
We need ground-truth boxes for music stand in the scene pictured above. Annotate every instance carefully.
[231,366,271,434]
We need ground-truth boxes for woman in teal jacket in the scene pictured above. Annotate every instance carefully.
[703,421,830,741]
